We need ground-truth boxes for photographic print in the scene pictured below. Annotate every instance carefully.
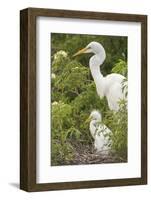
[20,8,147,191]
[51,33,128,166]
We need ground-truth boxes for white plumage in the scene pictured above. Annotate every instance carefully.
[73,41,127,111]
[89,110,112,153]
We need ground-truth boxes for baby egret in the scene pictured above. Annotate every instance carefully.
[89,110,112,153]
[73,41,127,111]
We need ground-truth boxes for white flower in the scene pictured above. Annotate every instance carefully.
[52,101,58,106]
[54,50,68,60]
[51,73,56,79]
[122,52,125,58]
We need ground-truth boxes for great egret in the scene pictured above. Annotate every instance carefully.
[73,41,127,111]
[89,110,112,153]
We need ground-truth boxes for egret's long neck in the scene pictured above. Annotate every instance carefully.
[90,120,99,138]
[89,54,105,98]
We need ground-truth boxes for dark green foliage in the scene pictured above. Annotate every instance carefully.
[51,33,128,165]
[103,100,127,160]
[51,102,75,165]
[112,59,127,77]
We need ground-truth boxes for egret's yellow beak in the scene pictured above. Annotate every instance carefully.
[85,116,92,124]
[73,47,88,57]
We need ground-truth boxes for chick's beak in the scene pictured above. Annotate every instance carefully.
[73,47,88,57]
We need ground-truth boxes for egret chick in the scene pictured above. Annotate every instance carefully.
[89,110,112,153]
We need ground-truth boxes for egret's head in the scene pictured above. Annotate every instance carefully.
[73,41,106,57]
[89,110,102,121]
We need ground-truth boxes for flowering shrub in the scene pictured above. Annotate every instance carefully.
[51,34,128,165]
